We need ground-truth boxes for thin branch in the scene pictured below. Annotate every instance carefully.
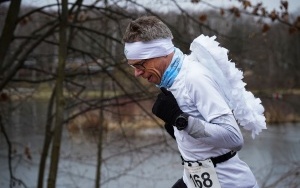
[0,115,28,188]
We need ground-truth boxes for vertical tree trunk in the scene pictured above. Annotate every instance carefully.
[95,78,105,188]
[0,0,21,87]
[37,90,55,188]
[47,0,68,187]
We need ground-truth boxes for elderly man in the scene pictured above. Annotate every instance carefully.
[123,16,266,188]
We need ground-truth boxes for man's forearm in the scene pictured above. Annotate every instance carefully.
[185,114,243,151]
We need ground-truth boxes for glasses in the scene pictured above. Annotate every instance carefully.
[128,59,147,70]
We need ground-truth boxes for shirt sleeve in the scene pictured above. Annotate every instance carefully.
[185,114,243,151]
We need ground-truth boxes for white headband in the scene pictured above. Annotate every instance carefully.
[124,38,174,60]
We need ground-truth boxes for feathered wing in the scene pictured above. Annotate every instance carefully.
[190,35,267,139]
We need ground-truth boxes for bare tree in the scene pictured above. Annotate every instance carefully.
[47,0,68,187]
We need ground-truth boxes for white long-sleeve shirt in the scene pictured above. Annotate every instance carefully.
[169,55,258,188]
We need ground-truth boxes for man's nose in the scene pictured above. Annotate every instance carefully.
[134,69,144,77]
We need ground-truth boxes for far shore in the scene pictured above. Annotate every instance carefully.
[1,87,300,124]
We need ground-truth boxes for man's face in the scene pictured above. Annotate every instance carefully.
[127,57,166,85]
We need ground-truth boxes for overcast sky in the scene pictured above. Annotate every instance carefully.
[20,0,300,14]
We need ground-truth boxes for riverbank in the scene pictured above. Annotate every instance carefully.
[262,91,300,123]
[1,86,300,124]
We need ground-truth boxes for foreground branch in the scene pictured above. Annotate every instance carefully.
[0,115,28,188]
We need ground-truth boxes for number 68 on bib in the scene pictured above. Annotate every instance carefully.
[184,159,221,188]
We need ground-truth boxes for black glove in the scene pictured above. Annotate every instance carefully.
[152,87,183,125]
[164,123,176,140]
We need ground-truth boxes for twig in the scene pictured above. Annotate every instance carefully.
[0,115,28,188]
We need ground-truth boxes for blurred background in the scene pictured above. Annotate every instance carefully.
[0,0,299,187]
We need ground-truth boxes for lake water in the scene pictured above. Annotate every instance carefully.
[0,99,299,188]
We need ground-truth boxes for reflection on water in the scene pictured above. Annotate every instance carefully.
[0,100,299,188]
[239,124,300,187]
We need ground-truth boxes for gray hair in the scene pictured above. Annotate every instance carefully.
[122,16,173,43]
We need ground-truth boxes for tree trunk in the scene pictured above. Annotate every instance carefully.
[47,0,68,187]
[95,78,105,188]
[37,90,55,188]
[0,0,21,74]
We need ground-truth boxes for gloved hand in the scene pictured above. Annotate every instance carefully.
[152,87,183,125]
[164,123,176,140]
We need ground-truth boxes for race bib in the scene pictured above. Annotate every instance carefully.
[184,159,221,188]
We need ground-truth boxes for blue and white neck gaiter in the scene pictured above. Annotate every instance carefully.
[158,48,184,88]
